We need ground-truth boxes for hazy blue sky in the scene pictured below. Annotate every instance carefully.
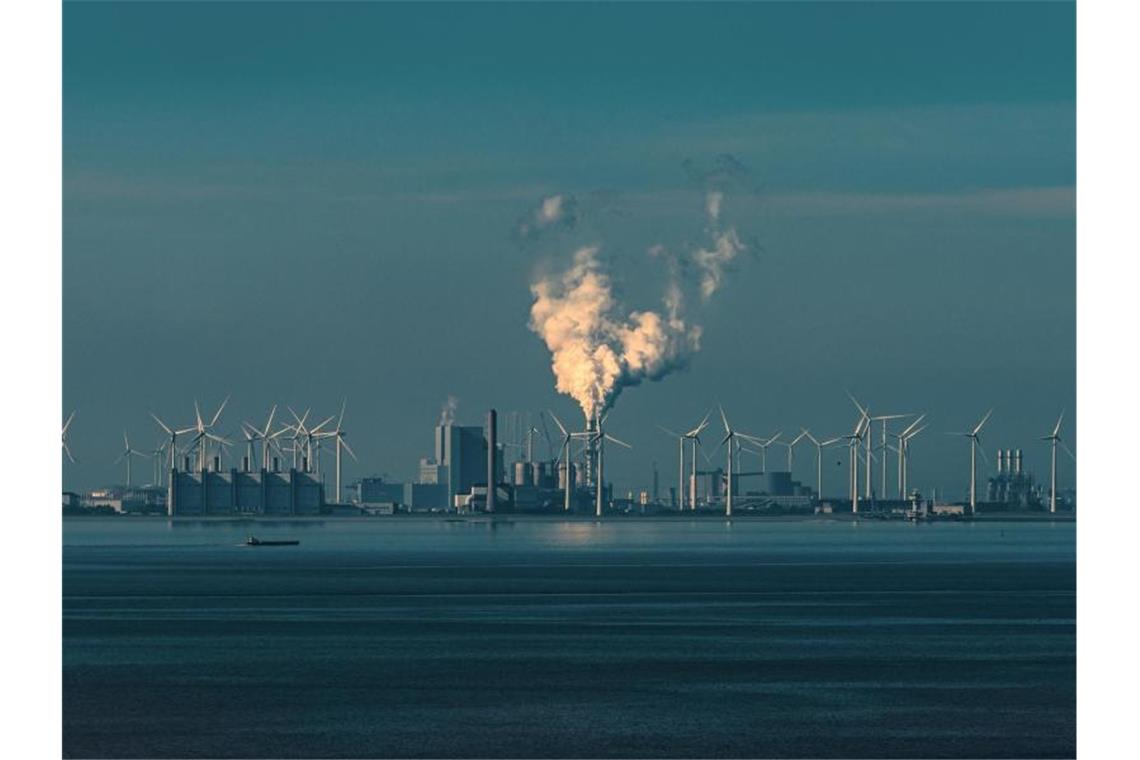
[63,1,1075,499]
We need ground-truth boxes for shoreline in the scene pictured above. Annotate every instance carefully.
[63,512,1076,524]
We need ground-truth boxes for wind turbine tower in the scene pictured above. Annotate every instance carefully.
[1041,411,1075,513]
[718,406,764,517]
[954,409,993,514]
[114,431,150,487]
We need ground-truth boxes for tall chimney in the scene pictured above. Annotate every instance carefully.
[996,449,1004,474]
[1015,449,1023,475]
[487,409,497,513]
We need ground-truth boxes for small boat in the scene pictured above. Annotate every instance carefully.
[245,536,299,547]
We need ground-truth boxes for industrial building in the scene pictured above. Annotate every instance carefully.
[167,468,324,515]
[984,448,1040,509]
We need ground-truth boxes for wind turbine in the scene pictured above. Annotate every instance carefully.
[801,430,842,500]
[779,430,809,472]
[286,407,335,472]
[891,414,926,498]
[717,406,765,517]
[114,430,150,487]
[1041,411,1075,513]
[150,411,197,474]
[316,400,358,504]
[848,396,907,501]
[871,413,913,498]
[842,411,869,513]
[240,405,278,471]
[951,409,993,514]
[590,413,632,517]
[752,431,783,474]
[548,411,577,512]
[183,396,231,472]
[659,410,712,512]
[62,411,77,463]
[150,439,168,487]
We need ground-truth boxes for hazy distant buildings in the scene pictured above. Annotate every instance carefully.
[357,477,404,506]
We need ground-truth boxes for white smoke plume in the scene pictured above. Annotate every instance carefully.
[437,395,459,426]
[527,157,754,422]
[516,193,580,241]
[529,247,701,423]
[693,195,746,301]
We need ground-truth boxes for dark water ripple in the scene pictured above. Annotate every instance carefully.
[63,518,1075,758]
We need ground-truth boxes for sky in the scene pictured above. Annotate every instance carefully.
[63,1,1075,501]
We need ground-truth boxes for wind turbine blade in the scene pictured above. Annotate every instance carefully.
[548,411,568,437]
[693,409,713,436]
[900,414,926,437]
[976,439,989,464]
[973,408,994,435]
[206,432,232,446]
[63,410,76,435]
[194,400,204,430]
[845,390,869,418]
[821,437,843,447]
[907,425,928,440]
[658,425,682,438]
[604,434,632,449]
[113,452,125,465]
[123,430,130,449]
[263,405,277,437]
[718,405,730,434]
[150,413,173,436]
[341,437,358,461]
[209,395,230,427]
[1059,440,1076,462]
[311,415,336,434]
[767,431,783,445]
[63,442,75,463]
[1052,411,1065,438]
[801,429,818,446]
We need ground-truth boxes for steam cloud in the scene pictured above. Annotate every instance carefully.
[516,193,580,241]
[529,248,701,422]
[527,157,754,423]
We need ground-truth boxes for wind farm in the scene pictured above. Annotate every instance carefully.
[63,390,1076,520]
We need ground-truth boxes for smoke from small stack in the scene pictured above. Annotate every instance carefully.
[438,396,459,426]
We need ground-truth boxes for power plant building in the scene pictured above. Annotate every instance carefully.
[434,423,487,503]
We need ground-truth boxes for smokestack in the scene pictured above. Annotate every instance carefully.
[487,409,497,513]
[1015,449,1023,475]
[996,449,1004,474]
[243,456,250,473]
[214,455,221,472]
[272,456,279,473]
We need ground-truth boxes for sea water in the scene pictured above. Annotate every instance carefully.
[63,517,1075,758]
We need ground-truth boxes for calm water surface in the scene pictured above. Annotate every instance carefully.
[63,517,1075,758]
